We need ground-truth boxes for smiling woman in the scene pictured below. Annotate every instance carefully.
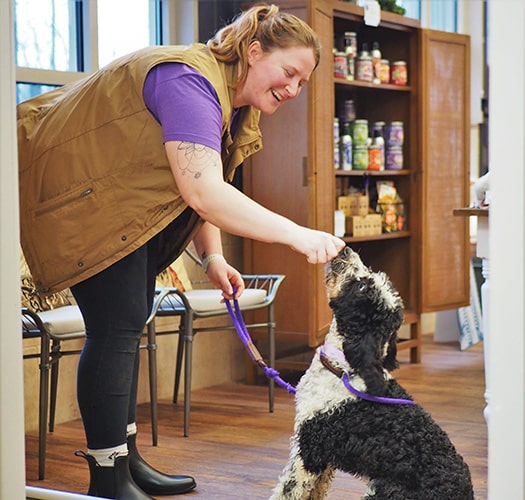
[232,43,316,114]
[17,4,345,498]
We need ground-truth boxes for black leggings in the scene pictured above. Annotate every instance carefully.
[70,236,159,449]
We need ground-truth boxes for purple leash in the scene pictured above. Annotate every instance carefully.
[320,344,414,405]
[341,373,415,405]
[224,289,296,394]
[225,287,414,405]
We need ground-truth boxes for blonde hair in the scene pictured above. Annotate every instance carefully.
[207,3,321,86]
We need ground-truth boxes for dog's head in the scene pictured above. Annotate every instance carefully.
[325,247,404,395]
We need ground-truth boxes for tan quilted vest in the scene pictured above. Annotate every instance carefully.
[17,44,262,293]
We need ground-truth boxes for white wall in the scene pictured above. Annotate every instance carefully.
[487,0,525,497]
[0,1,26,498]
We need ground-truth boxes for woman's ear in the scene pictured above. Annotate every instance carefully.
[247,40,263,66]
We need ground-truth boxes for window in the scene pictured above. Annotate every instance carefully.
[97,0,160,68]
[398,0,458,32]
[430,0,457,32]
[14,0,81,71]
[15,0,162,104]
[16,83,59,104]
[400,0,421,21]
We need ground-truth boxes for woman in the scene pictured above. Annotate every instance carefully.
[17,4,345,498]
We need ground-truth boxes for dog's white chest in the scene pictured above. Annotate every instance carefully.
[293,355,359,427]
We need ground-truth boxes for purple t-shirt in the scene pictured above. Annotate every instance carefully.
[143,63,223,153]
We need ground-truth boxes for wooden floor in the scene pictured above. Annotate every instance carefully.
[26,336,488,499]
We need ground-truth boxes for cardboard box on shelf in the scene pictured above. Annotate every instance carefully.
[337,194,369,217]
[346,214,382,237]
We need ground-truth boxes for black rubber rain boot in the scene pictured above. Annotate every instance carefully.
[75,450,154,499]
[127,433,197,495]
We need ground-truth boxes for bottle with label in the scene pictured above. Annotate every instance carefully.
[352,119,369,146]
[358,41,370,58]
[339,99,356,123]
[391,61,408,85]
[387,121,404,147]
[371,129,385,170]
[379,59,390,84]
[353,145,368,171]
[371,42,382,84]
[372,121,386,167]
[368,143,382,171]
[386,146,403,170]
[356,42,373,82]
[334,117,340,143]
[333,52,347,78]
[334,118,340,169]
[340,122,353,171]
[343,31,357,80]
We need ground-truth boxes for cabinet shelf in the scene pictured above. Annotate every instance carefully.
[343,230,411,244]
[335,79,413,93]
[336,169,410,177]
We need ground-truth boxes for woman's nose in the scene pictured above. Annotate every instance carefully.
[287,81,301,99]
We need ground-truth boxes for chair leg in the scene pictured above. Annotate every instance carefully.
[173,317,185,404]
[38,334,51,480]
[146,320,158,446]
[268,304,275,413]
[183,312,194,437]
[48,339,60,433]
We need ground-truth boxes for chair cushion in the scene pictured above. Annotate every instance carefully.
[185,288,267,313]
[36,305,85,339]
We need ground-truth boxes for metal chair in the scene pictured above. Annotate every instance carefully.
[21,251,284,477]
[145,250,285,437]
[22,305,85,480]
[22,294,170,480]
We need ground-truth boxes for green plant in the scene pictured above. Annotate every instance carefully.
[377,0,406,15]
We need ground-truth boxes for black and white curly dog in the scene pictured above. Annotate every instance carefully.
[271,247,474,500]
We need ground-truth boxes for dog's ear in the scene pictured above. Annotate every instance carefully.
[383,333,399,372]
[343,336,388,396]
[382,308,404,372]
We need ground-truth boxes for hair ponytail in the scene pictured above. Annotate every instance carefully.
[207,3,320,86]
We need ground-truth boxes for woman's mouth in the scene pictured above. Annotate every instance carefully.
[271,89,283,102]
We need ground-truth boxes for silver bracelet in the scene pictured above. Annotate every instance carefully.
[201,253,225,273]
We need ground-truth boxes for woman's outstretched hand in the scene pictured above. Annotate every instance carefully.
[289,227,346,264]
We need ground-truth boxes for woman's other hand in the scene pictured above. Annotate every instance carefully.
[205,257,245,300]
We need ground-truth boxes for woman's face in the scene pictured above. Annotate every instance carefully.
[234,41,316,114]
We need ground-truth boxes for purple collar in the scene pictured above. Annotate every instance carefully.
[319,341,348,365]
[319,341,415,406]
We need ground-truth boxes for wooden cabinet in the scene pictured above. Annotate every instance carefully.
[243,0,470,366]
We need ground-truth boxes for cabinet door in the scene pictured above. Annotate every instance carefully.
[419,29,470,311]
[243,1,334,347]
[308,0,335,346]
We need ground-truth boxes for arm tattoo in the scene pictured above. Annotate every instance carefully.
[176,141,220,179]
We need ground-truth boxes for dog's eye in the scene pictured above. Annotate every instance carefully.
[358,282,367,292]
